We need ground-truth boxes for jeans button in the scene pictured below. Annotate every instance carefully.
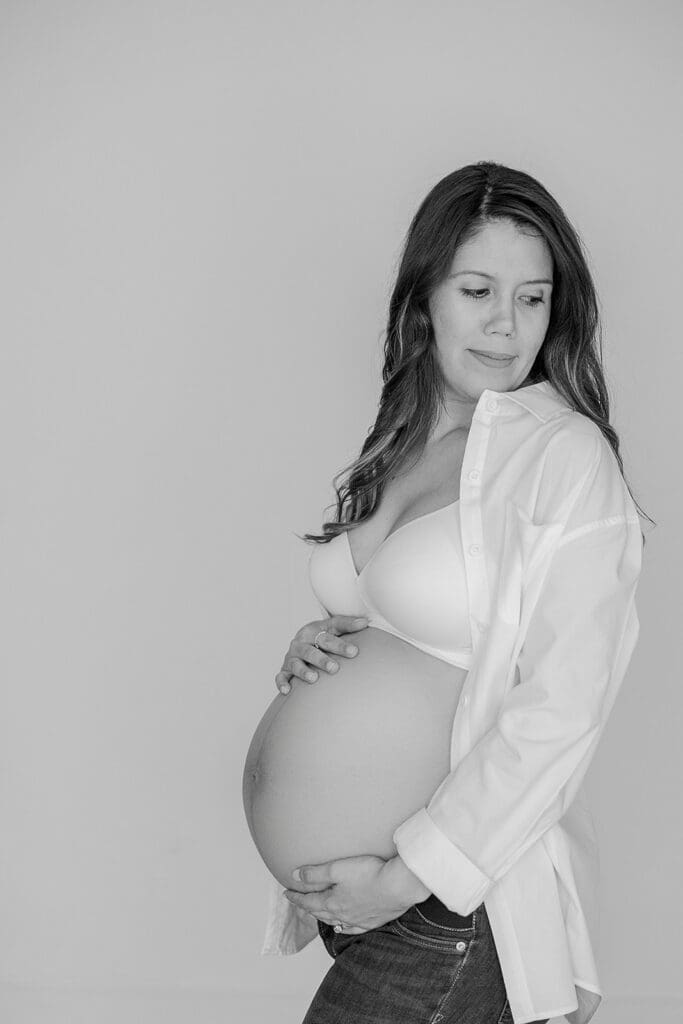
[455,940,467,953]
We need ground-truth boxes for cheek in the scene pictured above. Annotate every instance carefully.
[521,329,549,369]
[433,300,475,341]
[533,309,552,346]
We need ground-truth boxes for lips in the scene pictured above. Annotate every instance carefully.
[469,349,515,360]
[469,350,516,369]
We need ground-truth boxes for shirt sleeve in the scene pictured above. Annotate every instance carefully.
[392,438,644,916]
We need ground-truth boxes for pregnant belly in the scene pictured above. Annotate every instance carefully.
[242,627,468,890]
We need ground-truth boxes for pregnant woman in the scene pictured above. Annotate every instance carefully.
[242,161,649,1024]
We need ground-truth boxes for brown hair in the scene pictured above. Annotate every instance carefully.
[298,160,654,547]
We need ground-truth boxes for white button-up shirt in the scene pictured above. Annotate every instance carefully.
[260,380,643,1024]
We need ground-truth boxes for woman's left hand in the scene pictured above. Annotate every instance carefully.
[283,853,431,934]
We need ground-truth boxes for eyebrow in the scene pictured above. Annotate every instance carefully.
[453,270,553,285]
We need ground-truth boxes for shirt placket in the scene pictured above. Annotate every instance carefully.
[452,392,501,753]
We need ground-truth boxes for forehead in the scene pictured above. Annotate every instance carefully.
[452,220,553,276]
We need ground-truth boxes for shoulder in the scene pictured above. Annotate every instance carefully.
[529,412,633,523]
[498,382,604,470]
[543,411,605,469]
[515,408,603,482]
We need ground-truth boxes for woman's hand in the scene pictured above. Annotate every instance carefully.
[283,854,432,934]
[275,615,369,695]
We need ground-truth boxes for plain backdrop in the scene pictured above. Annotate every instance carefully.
[0,1,680,1022]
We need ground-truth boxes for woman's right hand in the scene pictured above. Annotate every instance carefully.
[275,615,369,695]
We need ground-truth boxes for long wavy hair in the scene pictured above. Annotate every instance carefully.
[298,161,654,547]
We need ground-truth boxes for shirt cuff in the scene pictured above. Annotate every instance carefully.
[392,807,492,915]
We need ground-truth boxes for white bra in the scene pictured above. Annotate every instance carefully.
[308,499,473,670]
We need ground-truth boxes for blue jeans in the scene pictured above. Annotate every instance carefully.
[302,895,549,1024]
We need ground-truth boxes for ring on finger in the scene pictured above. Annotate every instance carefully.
[313,629,327,650]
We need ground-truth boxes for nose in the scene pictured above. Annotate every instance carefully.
[485,298,515,337]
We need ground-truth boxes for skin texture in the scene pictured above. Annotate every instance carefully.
[280,219,555,931]
[245,629,465,929]
[428,217,554,440]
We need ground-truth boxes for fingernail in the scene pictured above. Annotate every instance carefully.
[292,868,301,880]
[345,645,357,656]
[306,671,317,682]
[280,684,290,695]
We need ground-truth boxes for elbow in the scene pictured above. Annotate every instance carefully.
[497,703,601,757]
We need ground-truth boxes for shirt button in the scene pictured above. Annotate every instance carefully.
[468,469,480,482]
[474,620,486,632]
[456,940,468,953]
[462,695,469,706]
[486,398,499,411]
[468,544,481,556]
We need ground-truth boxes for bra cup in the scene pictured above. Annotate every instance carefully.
[308,533,368,618]
[307,503,472,667]
[359,508,471,655]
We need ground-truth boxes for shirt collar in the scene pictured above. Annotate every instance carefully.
[483,379,572,423]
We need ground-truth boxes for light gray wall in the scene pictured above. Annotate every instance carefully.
[0,1,679,1022]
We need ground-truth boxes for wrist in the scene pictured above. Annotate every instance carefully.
[381,854,431,908]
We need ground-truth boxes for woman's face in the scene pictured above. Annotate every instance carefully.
[428,218,554,403]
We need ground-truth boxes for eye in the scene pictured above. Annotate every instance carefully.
[460,288,545,307]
